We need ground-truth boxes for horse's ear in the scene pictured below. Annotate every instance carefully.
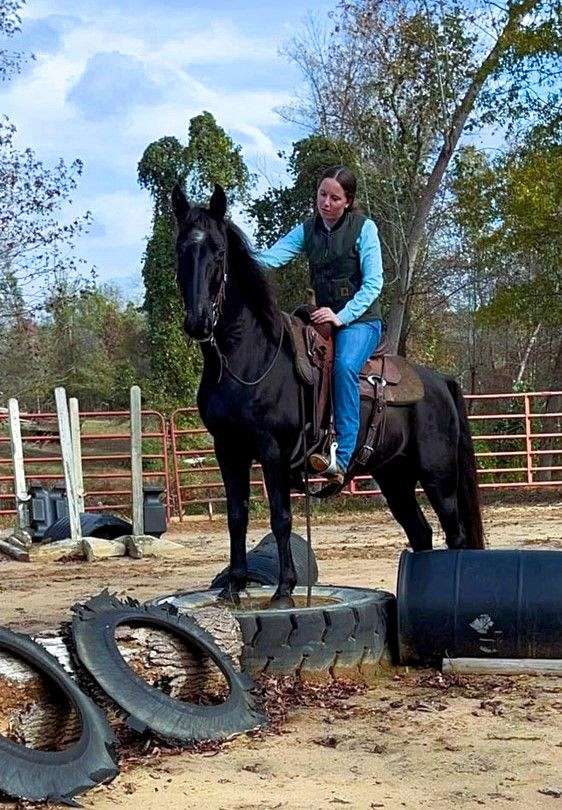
[209,184,227,221]
[172,183,190,222]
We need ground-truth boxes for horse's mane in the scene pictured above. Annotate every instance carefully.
[226,220,281,337]
[189,208,282,339]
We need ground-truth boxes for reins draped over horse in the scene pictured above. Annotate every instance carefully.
[172,184,484,608]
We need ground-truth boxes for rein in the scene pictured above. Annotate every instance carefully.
[194,250,284,387]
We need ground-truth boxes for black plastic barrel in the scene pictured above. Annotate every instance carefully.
[397,548,562,664]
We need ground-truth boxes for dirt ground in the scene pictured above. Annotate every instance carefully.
[0,501,561,809]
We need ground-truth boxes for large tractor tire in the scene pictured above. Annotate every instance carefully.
[153,585,397,683]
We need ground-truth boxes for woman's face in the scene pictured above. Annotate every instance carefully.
[316,178,349,225]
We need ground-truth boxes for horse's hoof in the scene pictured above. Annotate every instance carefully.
[269,595,295,610]
[216,586,241,607]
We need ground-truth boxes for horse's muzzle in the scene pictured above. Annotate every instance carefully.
[183,313,213,342]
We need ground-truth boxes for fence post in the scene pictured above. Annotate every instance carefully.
[524,394,534,484]
[69,398,85,514]
[54,387,82,546]
[169,411,184,522]
[7,398,30,530]
[130,385,144,536]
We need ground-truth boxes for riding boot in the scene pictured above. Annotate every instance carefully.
[309,452,346,486]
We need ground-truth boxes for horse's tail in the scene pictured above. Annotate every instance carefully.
[446,378,486,549]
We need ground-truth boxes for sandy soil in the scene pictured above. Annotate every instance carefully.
[0,502,561,809]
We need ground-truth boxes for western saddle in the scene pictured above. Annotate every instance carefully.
[283,306,424,476]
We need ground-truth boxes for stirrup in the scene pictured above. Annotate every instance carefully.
[324,441,339,474]
[310,441,338,474]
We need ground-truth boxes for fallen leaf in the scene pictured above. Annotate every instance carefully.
[313,735,340,748]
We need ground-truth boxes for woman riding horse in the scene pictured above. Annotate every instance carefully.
[172,180,484,608]
[258,166,383,486]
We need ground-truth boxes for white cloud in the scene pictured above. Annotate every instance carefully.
[85,191,153,249]
[3,3,294,158]
[67,51,161,119]
[155,21,276,66]
[0,0,313,288]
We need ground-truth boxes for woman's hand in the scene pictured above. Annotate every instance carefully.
[310,307,342,327]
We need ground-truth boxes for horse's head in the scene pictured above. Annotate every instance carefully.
[172,183,228,342]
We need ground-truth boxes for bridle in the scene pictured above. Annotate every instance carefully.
[193,249,228,347]
[188,241,284,387]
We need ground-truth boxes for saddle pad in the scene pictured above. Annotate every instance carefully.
[360,356,424,405]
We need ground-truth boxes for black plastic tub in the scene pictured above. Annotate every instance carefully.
[397,548,562,665]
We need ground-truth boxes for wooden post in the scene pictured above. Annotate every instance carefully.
[130,385,144,536]
[443,657,562,676]
[69,398,85,514]
[54,388,82,546]
[524,394,534,484]
[7,398,30,530]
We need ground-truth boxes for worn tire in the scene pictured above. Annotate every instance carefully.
[43,512,133,543]
[154,586,397,682]
[0,626,118,804]
[70,592,266,743]
[210,532,318,589]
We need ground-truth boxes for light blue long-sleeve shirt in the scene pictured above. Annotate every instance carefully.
[257,218,383,326]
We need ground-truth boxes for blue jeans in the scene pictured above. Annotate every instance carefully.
[333,319,382,470]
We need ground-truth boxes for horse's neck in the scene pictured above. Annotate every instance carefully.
[217,299,271,352]
[203,292,281,381]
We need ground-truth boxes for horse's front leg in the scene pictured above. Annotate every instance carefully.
[215,437,252,606]
[260,439,297,608]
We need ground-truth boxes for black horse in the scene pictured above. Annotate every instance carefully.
[172,184,484,607]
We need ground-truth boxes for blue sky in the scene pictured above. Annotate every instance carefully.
[1,0,337,299]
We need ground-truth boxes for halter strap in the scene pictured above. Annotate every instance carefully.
[195,249,284,386]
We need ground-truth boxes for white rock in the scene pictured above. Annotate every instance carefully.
[31,537,84,561]
[119,534,158,559]
[0,537,30,561]
[83,536,126,562]
[9,528,33,548]
[148,538,185,558]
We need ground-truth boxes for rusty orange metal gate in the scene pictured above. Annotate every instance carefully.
[170,391,562,518]
[0,409,171,519]
[1,391,560,522]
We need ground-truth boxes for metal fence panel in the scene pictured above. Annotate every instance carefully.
[1,391,560,522]
[170,391,562,518]
[0,409,171,520]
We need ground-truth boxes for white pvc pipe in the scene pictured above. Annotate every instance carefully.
[130,386,144,536]
[7,398,30,529]
[55,388,82,545]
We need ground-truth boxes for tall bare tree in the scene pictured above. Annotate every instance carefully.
[284,0,560,350]
[0,0,89,323]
